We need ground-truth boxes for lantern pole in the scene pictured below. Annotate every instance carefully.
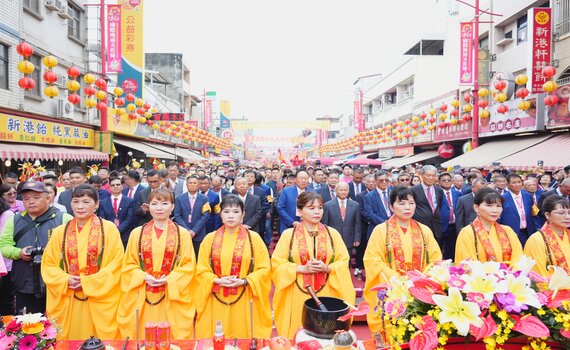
[471,0,480,149]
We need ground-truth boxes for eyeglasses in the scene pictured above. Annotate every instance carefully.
[377,179,389,183]
[110,184,122,187]
[2,192,16,197]
[550,210,570,216]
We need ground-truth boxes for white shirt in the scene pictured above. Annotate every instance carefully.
[337,198,347,208]
[421,183,438,209]
[239,193,248,203]
[376,188,391,216]
[128,184,139,198]
[111,193,123,203]
[296,186,305,195]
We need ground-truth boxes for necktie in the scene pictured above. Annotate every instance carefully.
[382,191,391,216]
[331,189,336,199]
[446,191,454,223]
[172,180,177,191]
[190,196,196,214]
[426,187,435,213]
[514,195,527,228]
[128,188,133,198]
[355,183,360,195]
[113,197,119,216]
[340,200,346,220]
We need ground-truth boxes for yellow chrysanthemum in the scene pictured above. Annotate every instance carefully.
[22,321,44,334]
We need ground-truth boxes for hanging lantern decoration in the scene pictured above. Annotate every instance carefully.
[462,113,472,122]
[67,66,80,79]
[496,104,509,114]
[83,73,97,108]
[544,94,559,107]
[518,100,531,111]
[125,93,135,102]
[94,78,107,90]
[516,87,530,99]
[478,88,489,98]
[463,92,472,103]
[96,102,107,111]
[84,73,96,85]
[135,98,144,107]
[95,90,107,100]
[515,74,528,86]
[41,56,59,98]
[542,66,557,80]
[543,80,558,93]
[542,66,559,107]
[66,66,81,104]
[115,97,125,107]
[438,143,455,159]
[16,42,35,91]
[68,93,81,105]
[479,109,490,119]
[84,98,97,108]
[462,104,473,113]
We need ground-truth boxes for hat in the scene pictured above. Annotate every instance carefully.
[21,181,48,193]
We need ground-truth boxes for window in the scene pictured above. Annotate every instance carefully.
[0,43,7,90]
[517,15,528,44]
[479,36,489,49]
[25,55,42,98]
[68,2,82,40]
[23,0,41,16]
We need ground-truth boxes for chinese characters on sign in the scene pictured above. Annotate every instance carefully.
[151,113,185,121]
[459,22,474,85]
[106,5,122,73]
[528,8,552,94]
[354,89,363,131]
[0,114,94,147]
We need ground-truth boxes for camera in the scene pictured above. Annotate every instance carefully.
[26,246,45,298]
[26,246,44,257]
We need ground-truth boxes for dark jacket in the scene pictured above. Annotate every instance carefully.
[98,195,134,246]
[241,193,262,234]
[174,192,211,242]
[322,198,361,249]
[132,187,152,228]
[411,184,444,239]
[455,193,477,232]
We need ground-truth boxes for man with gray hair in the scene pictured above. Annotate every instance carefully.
[411,165,444,247]
[452,174,464,193]
[455,177,488,231]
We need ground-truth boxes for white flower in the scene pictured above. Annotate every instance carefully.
[512,255,536,274]
[462,272,508,302]
[548,266,570,297]
[427,260,452,284]
[505,274,542,309]
[432,287,483,336]
[464,260,501,276]
[15,313,46,325]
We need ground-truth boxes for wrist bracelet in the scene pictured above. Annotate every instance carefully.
[242,278,248,286]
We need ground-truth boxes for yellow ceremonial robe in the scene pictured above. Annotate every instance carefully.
[455,224,523,264]
[524,230,570,277]
[117,225,196,339]
[41,218,124,340]
[271,226,355,339]
[194,228,272,338]
[363,221,442,333]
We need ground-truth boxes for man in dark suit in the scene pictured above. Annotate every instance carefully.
[58,167,86,214]
[364,170,392,238]
[242,170,270,240]
[348,168,365,200]
[455,178,487,232]
[307,168,326,191]
[438,172,460,260]
[277,169,311,233]
[122,169,143,200]
[174,175,211,256]
[317,169,340,203]
[322,182,361,250]
[499,173,536,246]
[411,165,443,240]
[199,175,225,233]
[524,177,545,229]
[165,161,185,196]
[88,175,110,203]
[538,178,570,215]
[98,177,134,247]
[354,174,376,275]
[132,170,162,227]
[234,177,262,234]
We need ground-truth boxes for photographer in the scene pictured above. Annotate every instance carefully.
[0,181,72,314]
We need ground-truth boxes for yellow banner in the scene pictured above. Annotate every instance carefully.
[119,0,144,97]
[232,120,330,130]
[0,113,94,147]
[106,107,141,137]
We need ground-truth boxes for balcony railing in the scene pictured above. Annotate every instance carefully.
[554,0,570,37]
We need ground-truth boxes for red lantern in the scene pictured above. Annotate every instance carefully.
[115,97,125,107]
[463,93,472,103]
[143,103,151,110]
[544,95,559,106]
[478,99,489,108]
[420,128,427,134]
[438,143,455,159]
[84,86,97,96]
[411,123,419,129]
[497,104,509,114]
[146,120,153,126]
[450,109,459,117]
[18,77,35,90]
[67,93,81,104]
[494,79,507,91]
[125,93,135,102]
[462,114,472,122]
[420,112,427,119]
[439,104,448,112]
[136,107,145,115]
[95,78,107,89]
[43,70,58,84]
[428,117,436,124]
[542,66,557,79]
[404,118,411,125]
[516,87,530,99]
[438,122,447,129]
[16,41,34,58]
[67,66,80,78]
[96,102,107,111]
[129,113,138,120]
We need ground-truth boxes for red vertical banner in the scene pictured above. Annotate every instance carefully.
[459,22,474,85]
[353,100,360,129]
[528,7,552,93]
[205,100,212,128]
[106,5,122,73]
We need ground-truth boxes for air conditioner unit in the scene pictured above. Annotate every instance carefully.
[86,43,101,52]
[45,0,61,11]
[57,98,75,117]
[58,5,73,20]
[383,94,393,103]
[54,74,66,88]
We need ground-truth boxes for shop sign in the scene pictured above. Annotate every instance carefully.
[459,22,474,85]
[545,84,570,129]
[394,146,414,157]
[433,120,472,142]
[528,8,552,94]
[151,113,184,121]
[0,113,94,147]
[378,149,394,159]
[106,5,122,73]
[480,97,542,136]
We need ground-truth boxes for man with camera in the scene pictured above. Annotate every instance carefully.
[0,181,72,314]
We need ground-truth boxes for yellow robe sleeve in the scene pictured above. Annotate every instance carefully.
[455,224,523,264]
[41,219,124,340]
[524,231,550,277]
[271,228,299,292]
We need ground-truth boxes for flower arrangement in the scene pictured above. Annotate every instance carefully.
[0,313,59,350]
[375,257,570,350]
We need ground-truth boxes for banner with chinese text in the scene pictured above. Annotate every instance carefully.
[106,5,122,73]
[118,0,144,97]
[220,100,231,129]
[0,114,94,147]
[459,22,474,85]
[528,8,552,94]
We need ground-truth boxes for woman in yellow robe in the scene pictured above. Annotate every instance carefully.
[456,187,523,264]
[363,186,442,334]
[524,195,570,276]
[117,188,195,339]
[195,194,272,338]
[272,191,355,339]
[42,184,124,340]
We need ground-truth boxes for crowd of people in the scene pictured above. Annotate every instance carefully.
[0,160,568,340]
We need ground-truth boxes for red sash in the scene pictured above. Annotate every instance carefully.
[65,215,101,276]
[295,223,328,290]
[211,225,248,297]
[540,223,570,273]
[471,218,512,262]
[141,220,179,293]
[386,216,425,274]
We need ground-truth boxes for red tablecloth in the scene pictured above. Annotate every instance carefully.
[55,339,270,350]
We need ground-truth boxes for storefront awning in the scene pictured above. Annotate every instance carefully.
[113,138,175,159]
[494,134,570,171]
[176,148,207,162]
[381,151,440,169]
[0,143,108,161]
[440,135,551,168]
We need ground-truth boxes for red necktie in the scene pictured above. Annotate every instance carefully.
[113,197,119,216]
[340,200,346,220]
[446,191,454,223]
[426,187,435,213]
[515,195,527,228]
[128,188,133,198]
